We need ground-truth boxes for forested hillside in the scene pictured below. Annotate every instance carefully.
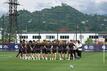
[0,4,107,33]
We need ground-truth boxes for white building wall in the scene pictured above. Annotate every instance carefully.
[41,33,57,41]
[17,33,97,44]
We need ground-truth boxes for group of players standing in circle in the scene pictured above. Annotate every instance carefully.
[16,39,83,60]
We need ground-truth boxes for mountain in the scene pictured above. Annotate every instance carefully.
[0,4,107,33]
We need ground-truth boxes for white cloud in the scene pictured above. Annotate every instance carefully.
[0,0,107,14]
[0,0,8,12]
[18,0,62,11]
[95,0,107,3]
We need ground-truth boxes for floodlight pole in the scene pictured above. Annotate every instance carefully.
[76,23,78,41]
[8,0,19,43]
[1,15,5,44]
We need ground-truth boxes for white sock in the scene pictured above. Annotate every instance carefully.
[45,57,48,60]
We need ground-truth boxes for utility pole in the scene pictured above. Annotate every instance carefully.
[76,23,78,41]
[2,15,5,44]
[7,0,19,43]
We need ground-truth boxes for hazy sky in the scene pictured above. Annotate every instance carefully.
[0,0,107,15]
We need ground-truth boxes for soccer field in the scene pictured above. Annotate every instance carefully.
[0,52,107,71]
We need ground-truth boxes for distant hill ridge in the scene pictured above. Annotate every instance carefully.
[0,3,107,33]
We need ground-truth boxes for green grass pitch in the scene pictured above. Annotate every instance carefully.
[0,52,107,71]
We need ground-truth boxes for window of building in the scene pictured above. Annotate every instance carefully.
[60,35,69,39]
[89,35,98,39]
[46,35,55,39]
[19,36,28,39]
[32,35,41,39]
[103,35,107,38]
